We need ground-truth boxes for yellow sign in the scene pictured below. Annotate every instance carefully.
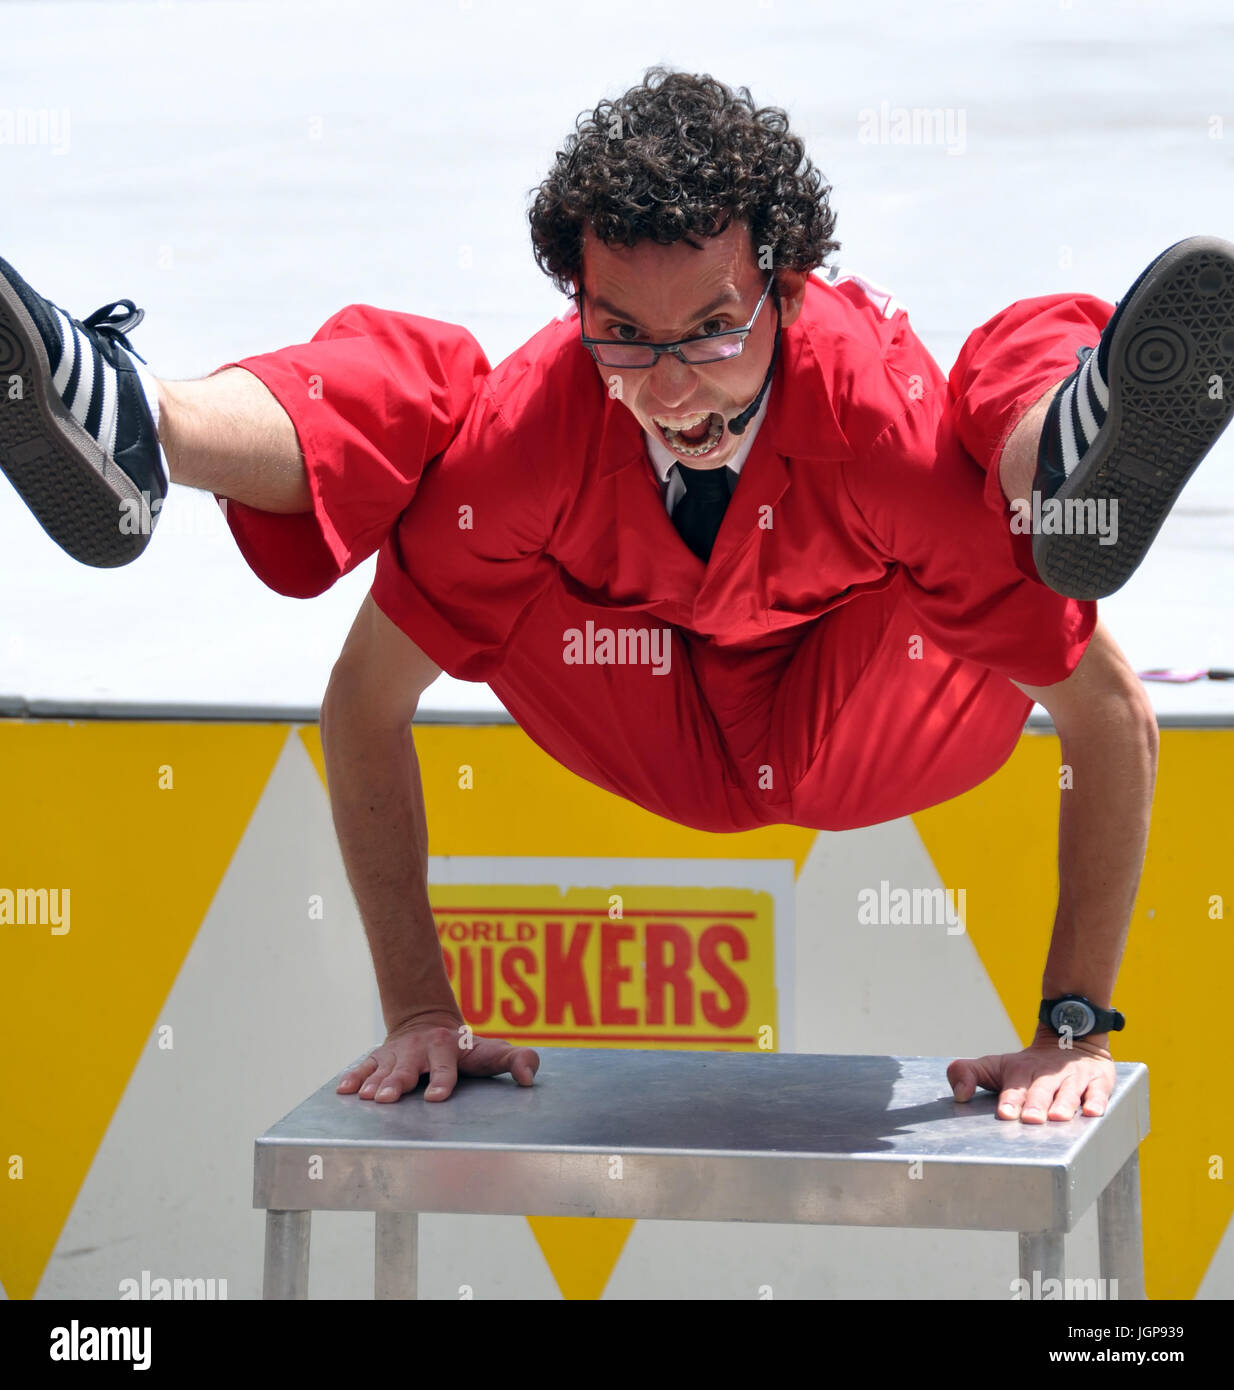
[430,882,778,1051]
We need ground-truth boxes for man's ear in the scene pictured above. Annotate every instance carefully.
[775,269,809,329]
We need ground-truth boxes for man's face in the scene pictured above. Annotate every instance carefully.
[577,220,804,470]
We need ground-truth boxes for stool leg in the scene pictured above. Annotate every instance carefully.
[1018,1230,1064,1298]
[375,1211,418,1300]
[263,1210,311,1299]
[1098,1149,1145,1300]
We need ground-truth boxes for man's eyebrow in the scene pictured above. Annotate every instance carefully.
[587,289,742,329]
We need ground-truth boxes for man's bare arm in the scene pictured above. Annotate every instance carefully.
[1012,618,1159,1051]
[948,618,1158,1122]
[321,593,538,1102]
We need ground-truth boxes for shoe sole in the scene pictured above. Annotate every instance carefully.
[0,274,152,566]
[1031,235,1234,600]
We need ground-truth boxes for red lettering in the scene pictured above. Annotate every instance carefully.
[698,925,748,1027]
[474,920,492,942]
[500,947,538,1027]
[600,923,637,1025]
[545,921,593,1025]
[458,945,494,1025]
[644,922,693,1026]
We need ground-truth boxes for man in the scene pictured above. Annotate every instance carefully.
[3,70,1232,1123]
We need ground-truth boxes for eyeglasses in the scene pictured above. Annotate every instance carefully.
[577,274,777,368]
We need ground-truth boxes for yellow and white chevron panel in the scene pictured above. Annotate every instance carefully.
[1,718,1230,1300]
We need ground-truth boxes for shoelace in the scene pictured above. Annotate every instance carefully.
[78,299,149,364]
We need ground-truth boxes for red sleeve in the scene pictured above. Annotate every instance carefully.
[218,306,491,598]
[839,383,1097,688]
[370,376,557,682]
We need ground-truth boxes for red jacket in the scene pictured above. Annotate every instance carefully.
[372,272,1096,687]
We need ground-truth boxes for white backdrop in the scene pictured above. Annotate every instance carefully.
[1,0,1233,718]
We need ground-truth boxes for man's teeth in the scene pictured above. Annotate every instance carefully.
[654,411,725,457]
[655,410,711,431]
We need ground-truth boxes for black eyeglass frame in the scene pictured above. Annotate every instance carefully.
[576,273,779,368]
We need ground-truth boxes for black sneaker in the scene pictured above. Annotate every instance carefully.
[1029,234,1234,599]
[0,256,167,566]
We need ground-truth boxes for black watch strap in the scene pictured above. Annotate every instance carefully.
[1039,994,1125,1036]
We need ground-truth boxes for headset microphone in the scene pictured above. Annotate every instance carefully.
[725,287,782,436]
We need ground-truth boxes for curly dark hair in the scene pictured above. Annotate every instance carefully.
[528,67,840,297]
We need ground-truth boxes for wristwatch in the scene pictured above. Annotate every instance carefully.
[1039,994,1125,1037]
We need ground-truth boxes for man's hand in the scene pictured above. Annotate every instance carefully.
[337,1008,541,1103]
[947,1027,1115,1123]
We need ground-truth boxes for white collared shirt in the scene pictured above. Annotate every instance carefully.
[642,388,771,515]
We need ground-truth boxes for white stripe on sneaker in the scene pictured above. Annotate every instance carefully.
[51,305,78,398]
[67,329,97,431]
[1059,353,1111,479]
[50,303,126,456]
[1085,350,1109,411]
[1060,378,1082,477]
[1074,357,1101,445]
[97,355,119,458]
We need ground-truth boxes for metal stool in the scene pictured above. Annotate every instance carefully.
[255,1048,1148,1299]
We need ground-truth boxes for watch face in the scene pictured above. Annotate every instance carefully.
[1053,1000,1096,1035]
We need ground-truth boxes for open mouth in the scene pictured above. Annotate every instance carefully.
[652,410,725,459]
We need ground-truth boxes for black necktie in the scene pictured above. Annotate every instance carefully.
[671,462,734,562]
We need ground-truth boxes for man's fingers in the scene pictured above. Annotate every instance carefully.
[419,1036,540,1097]
[1081,1072,1113,1117]
[422,1034,462,1101]
[358,1051,395,1098]
[342,1034,540,1104]
[459,1041,541,1084]
[356,1045,416,1099]
[947,1054,1002,1102]
[358,1064,390,1099]
[375,1065,430,1102]
[337,1054,379,1093]
[996,1084,1030,1121]
[949,1050,1117,1124]
[1019,1075,1062,1124]
[1046,1075,1087,1122]
[509,1047,540,1086]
